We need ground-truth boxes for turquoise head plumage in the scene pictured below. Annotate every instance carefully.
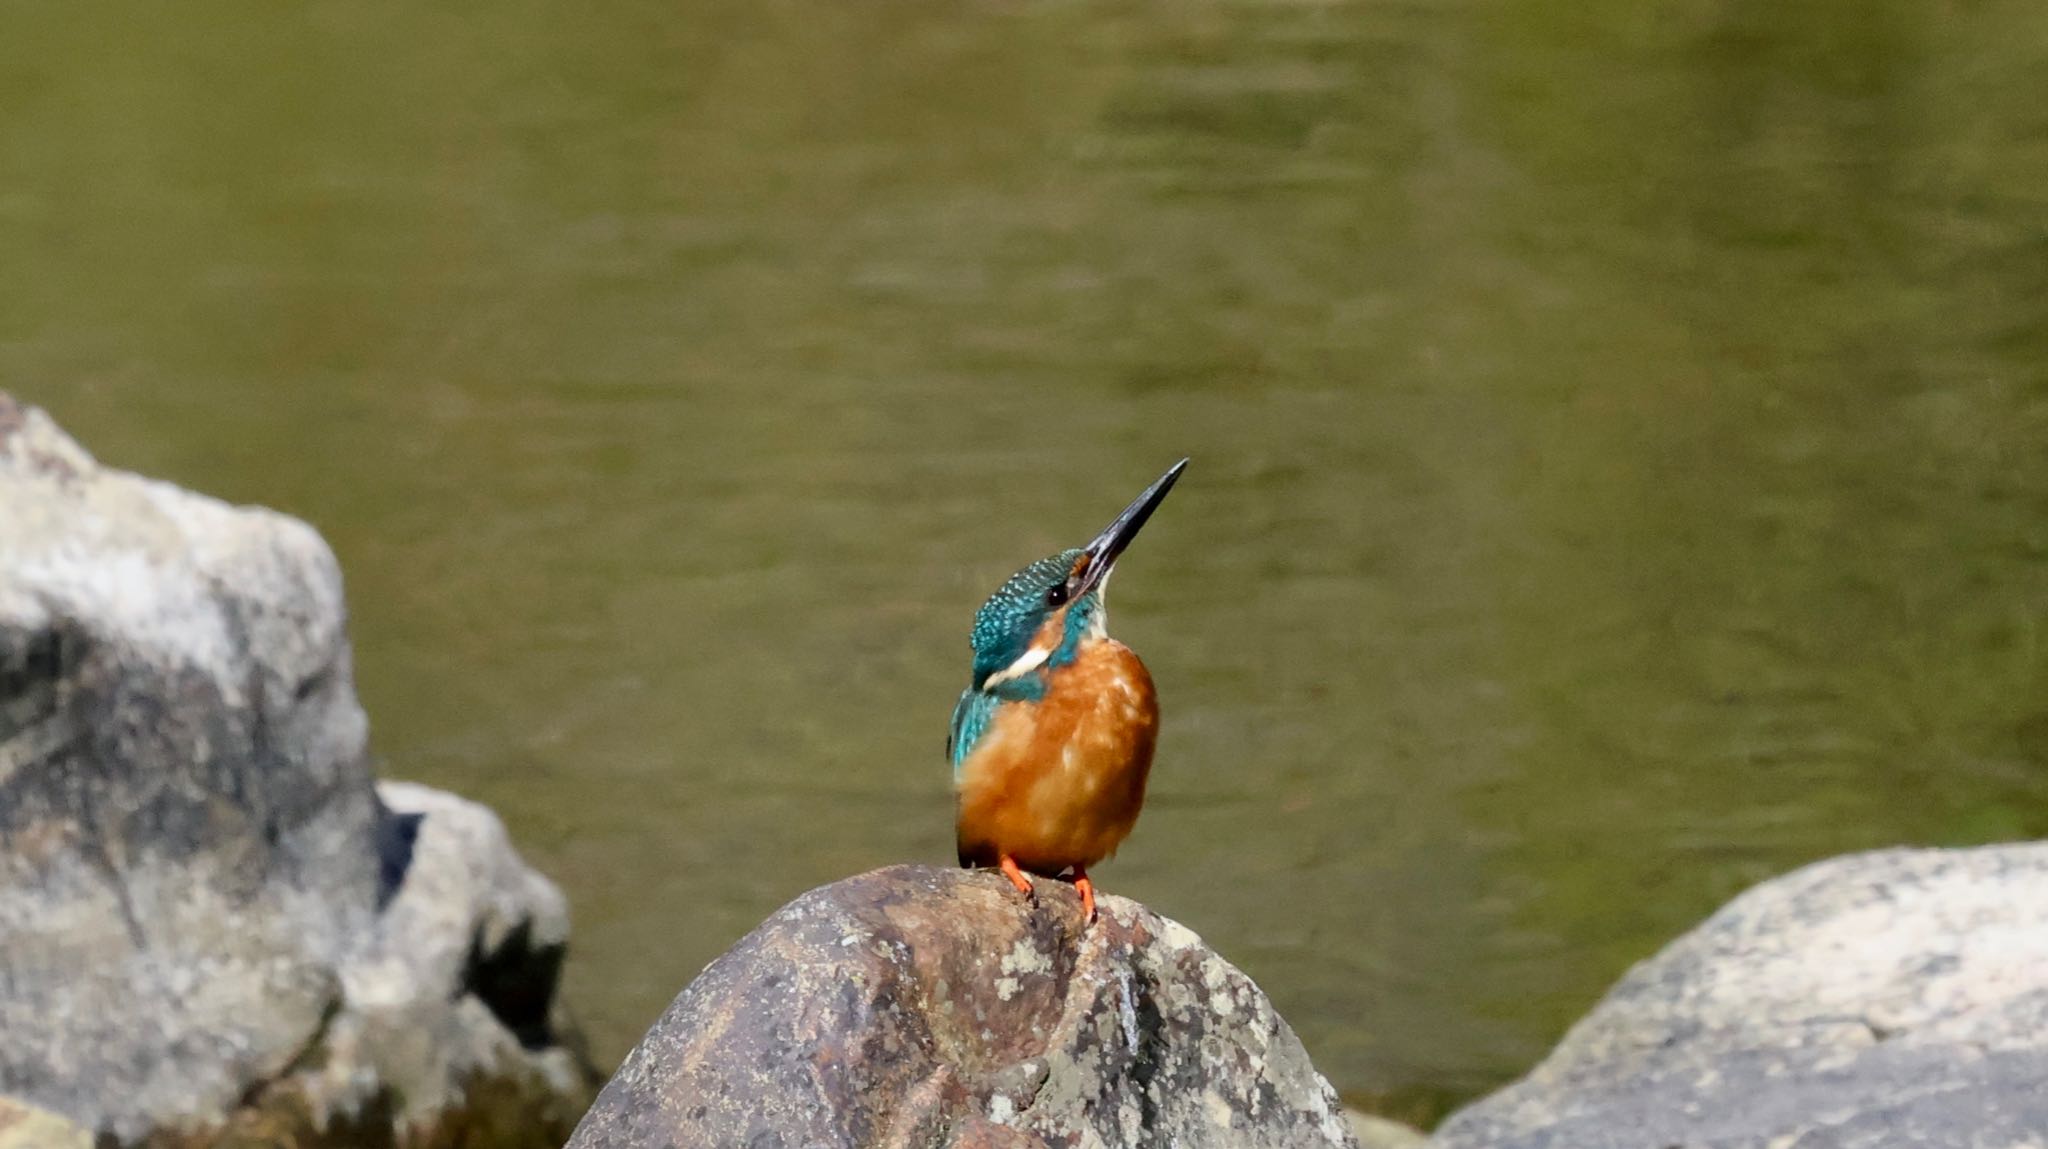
[968,550,1098,693]
[949,460,1187,770]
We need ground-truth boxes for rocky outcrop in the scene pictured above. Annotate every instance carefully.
[0,395,596,1147]
[568,864,1357,1149]
[1434,844,2048,1149]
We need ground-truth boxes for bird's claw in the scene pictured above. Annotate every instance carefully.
[998,856,1037,907]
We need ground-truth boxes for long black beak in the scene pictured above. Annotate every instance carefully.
[1072,458,1188,599]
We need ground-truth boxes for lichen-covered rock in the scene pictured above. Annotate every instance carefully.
[567,864,1357,1149]
[1434,843,2048,1149]
[0,394,595,1147]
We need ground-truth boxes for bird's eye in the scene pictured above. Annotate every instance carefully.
[1046,585,1069,607]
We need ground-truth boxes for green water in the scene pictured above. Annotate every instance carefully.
[9,0,2048,1119]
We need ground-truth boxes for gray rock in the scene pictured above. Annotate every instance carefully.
[1434,843,2048,1149]
[325,781,596,1135]
[567,864,1358,1149]
[0,395,594,1147]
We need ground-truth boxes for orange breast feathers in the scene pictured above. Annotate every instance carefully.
[954,638,1160,876]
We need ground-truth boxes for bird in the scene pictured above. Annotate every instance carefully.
[948,459,1187,923]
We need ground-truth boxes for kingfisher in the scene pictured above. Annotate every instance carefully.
[949,459,1187,922]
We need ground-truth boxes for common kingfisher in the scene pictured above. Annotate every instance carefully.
[949,459,1187,922]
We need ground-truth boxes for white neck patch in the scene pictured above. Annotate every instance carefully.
[982,644,1050,690]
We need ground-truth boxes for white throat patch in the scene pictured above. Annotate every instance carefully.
[982,644,1050,690]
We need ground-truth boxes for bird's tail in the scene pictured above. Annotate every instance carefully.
[956,838,995,870]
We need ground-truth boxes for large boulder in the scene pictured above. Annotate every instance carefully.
[0,395,596,1147]
[568,864,1357,1149]
[1434,843,2048,1149]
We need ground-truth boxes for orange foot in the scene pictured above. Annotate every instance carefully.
[999,855,1037,905]
[1073,868,1097,924]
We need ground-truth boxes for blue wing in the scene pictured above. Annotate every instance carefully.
[948,688,997,776]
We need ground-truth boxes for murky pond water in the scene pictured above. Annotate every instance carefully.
[9,0,2048,1119]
